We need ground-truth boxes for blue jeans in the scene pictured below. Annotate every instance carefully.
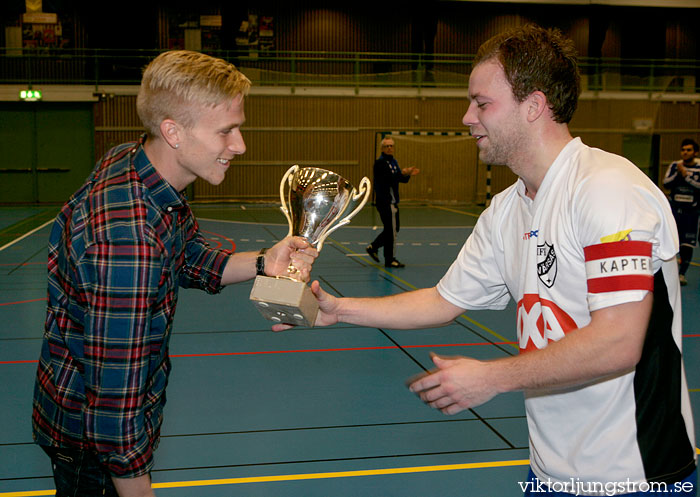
[523,468,697,496]
[42,446,119,497]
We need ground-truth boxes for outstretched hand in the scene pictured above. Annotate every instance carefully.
[270,280,341,332]
[309,280,343,326]
[407,353,500,415]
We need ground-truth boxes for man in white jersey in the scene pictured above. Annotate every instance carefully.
[283,24,697,496]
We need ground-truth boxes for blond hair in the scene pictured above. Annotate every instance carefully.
[137,50,251,137]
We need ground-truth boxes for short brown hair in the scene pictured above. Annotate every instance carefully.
[474,24,581,124]
[137,50,251,137]
[681,138,699,153]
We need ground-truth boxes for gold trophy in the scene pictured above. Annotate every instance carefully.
[250,165,371,327]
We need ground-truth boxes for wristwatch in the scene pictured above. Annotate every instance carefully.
[256,248,268,276]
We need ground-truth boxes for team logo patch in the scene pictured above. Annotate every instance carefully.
[536,241,557,288]
[583,240,653,293]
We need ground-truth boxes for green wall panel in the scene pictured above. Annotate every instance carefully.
[0,103,94,203]
[0,106,35,203]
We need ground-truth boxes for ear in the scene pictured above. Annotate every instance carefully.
[159,119,182,149]
[525,91,548,123]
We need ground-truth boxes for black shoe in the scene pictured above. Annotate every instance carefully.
[385,259,405,268]
[366,245,379,263]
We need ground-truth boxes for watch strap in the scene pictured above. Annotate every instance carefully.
[256,248,268,276]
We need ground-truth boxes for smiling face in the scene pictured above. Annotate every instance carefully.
[174,94,246,189]
[462,60,529,170]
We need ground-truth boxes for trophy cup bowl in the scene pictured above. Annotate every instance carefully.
[250,165,371,327]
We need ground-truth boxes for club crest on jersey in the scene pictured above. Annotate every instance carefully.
[537,241,557,288]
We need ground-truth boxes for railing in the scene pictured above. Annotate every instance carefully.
[1,48,698,93]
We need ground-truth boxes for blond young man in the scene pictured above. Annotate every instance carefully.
[32,51,317,497]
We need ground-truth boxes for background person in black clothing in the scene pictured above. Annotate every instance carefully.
[366,137,420,268]
[662,138,700,285]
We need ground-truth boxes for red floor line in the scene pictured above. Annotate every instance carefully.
[3,336,698,365]
[0,261,44,266]
[0,297,47,306]
[201,229,236,251]
[0,341,516,365]
[166,341,518,358]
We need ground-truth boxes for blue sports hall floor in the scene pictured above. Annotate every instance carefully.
[1,203,698,497]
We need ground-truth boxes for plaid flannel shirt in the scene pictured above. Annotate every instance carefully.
[32,137,231,477]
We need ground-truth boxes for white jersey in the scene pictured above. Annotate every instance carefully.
[437,138,696,493]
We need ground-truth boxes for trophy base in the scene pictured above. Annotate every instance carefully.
[249,275,319,327]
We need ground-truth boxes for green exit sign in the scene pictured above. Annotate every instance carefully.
[20,90,42,101]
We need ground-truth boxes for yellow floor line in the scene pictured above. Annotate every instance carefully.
[152,459,531,489]
[458,314,518,349]
[0,459,531,496]
[431,205,482,218]
[7,451,700,495]
[9,449,700,495]
[6,450,700,495]
[0,493,55,497]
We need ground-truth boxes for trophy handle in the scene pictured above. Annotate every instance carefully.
[314,176,372,251]
[280,165,299,237]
